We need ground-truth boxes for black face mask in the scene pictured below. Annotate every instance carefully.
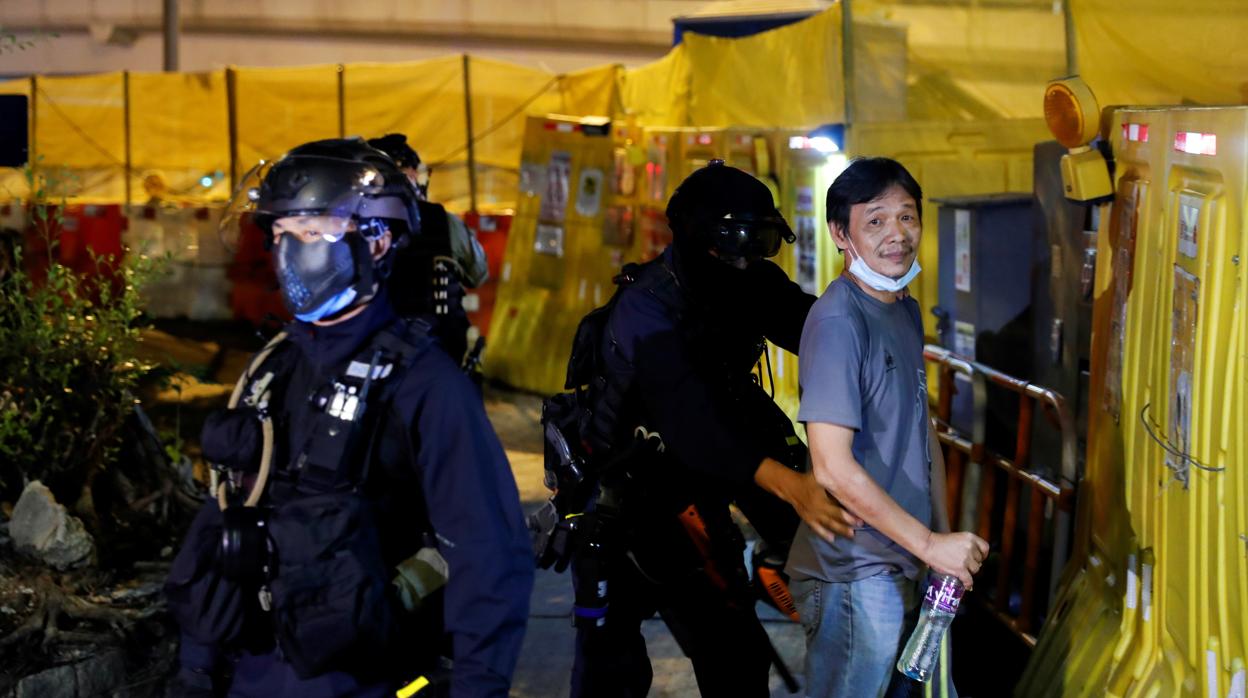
[274,233,376,322]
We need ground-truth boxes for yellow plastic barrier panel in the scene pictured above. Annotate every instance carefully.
[1020,106,1248,698]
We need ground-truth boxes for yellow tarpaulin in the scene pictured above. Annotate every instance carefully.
[128,71,231,203]
[343,58,469,206]
[33,73,127,203]
[232,64,340,182]
[1072,0,1248,108]
[684,6,845,128]
[619,48,692,127]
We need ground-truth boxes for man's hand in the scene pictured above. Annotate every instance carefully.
[754,457,862,543]
[921,531,989,588]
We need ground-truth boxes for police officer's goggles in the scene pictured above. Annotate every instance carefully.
[706,213,795,260]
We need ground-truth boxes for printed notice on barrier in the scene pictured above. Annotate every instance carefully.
[534,224,565,258]
[576,167,604,217]
[1177,194,1200,259]
[796,186,815,214]
[519,161,545,198]
[955,209,971,292]
[1168,266,1199,482]
[795,215,818,295]
[540,151,572,223]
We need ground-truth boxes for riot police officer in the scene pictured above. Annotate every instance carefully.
[165,138,532,697]
[561,162,861,697]
[367,133,488,365]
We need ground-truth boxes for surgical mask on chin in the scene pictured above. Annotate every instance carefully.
[846,239,921,293]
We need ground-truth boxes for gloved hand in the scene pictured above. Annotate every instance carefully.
[528,499,585,573]
[392,548,449,613]
[166,666,216,698]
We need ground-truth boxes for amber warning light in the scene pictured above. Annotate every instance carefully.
[1044,78,1100,149]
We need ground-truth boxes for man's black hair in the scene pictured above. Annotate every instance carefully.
[825,157,923,235]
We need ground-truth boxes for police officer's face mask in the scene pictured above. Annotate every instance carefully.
[272,216,378,322]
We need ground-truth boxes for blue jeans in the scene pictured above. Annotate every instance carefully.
[791,571,957,698]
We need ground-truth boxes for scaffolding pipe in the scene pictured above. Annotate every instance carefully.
[163,0,180,72]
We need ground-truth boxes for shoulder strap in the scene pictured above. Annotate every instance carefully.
[214,331,292,510]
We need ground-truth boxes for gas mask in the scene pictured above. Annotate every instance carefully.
[274,228,379,323]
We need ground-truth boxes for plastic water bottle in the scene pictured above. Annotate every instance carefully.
[897,573,964,682]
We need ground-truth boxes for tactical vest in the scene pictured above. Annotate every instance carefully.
[389,200,470,362]
[166,319,439,680]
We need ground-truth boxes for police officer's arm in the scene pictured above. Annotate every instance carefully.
[748,259,816,354]
[447,213,489,287]
[619,290,855,540]
[404,352,533,697]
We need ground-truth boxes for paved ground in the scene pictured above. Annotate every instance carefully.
[483,387,809,698]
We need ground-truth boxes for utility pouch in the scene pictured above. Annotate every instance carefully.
[266,492,396,679]
[164,500,246,646]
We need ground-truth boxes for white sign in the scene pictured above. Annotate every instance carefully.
[954,209,971,292]
[1178,194,1200,259]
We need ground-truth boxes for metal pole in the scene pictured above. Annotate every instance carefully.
[841,0,855,127]
[1063,0,1077,75]
[29,75,37,182]
[163,0,180,72]
[337,64,345,137]
[123,71,132,207]
[461,54,478,213]
[226,67,238,194]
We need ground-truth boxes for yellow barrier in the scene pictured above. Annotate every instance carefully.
[1019,106,1248,698]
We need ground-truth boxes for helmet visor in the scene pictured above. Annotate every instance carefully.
[707,213,795,260]
[217,160,269,254]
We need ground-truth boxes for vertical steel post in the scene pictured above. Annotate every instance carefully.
[163,0,180,72]
[1063,0,1077,75]
[226,68,238,194]
[461,54,478,213]
[841,0,856,128]
[123,71,132,207]
[337,64,346,138]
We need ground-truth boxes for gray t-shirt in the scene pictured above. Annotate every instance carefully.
[786,275,932,583]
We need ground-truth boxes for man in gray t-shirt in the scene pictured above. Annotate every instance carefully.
[786,158,987,698]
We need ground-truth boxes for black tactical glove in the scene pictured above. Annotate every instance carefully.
[528,499,585,573]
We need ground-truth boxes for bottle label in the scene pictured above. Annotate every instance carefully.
[924,575,964,614]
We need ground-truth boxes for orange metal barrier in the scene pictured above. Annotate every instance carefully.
[924,344,1078,646]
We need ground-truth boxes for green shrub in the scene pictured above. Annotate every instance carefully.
[0,167,165,506]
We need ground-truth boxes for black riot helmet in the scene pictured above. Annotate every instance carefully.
[246,138,422,322]
[368,133,430,200]
[253,137,420,238]
[665,160,794,262]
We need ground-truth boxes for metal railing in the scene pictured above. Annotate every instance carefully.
[923,345,1079,647]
